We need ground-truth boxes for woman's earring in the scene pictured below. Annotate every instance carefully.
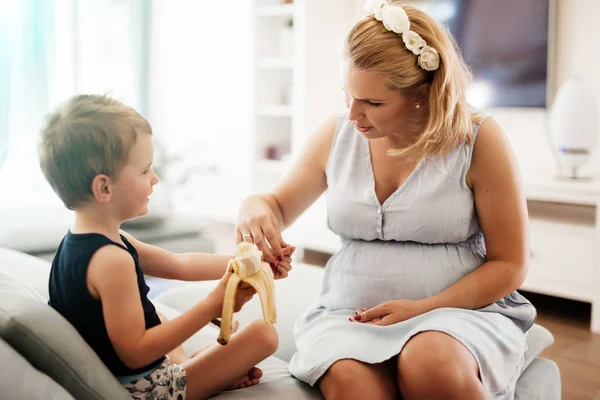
[415,104,421,110]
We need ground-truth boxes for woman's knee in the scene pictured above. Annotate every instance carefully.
[397,331,480,396]
[319,359,399,400]
[319,360,366,397]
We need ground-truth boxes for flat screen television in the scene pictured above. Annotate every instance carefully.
[412,0,554,108]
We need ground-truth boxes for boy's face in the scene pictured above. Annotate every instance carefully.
[111,133,158,221]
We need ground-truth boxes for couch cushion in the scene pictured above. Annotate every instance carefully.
[154,302,322,399]
[515,357,561,400]
[0,338,75,400]
[0,247,51,299]
[155,263,325,363]
[0,206,73,255]
[0,271,130,400]
[523,323,554,370]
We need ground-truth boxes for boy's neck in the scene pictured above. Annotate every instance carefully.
[71,207,124,245]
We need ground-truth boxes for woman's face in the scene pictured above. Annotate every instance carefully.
[341,62,420,142]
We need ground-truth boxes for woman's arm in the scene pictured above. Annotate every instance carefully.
[236,114,338,264]
[424,117,530,311]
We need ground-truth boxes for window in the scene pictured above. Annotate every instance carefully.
[0,0,58,208]
[0,0,148,208]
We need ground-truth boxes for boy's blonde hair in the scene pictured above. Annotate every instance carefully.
[344,3,482,160]
[38,94,152,210]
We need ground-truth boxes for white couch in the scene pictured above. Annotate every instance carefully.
[0,247,561,399]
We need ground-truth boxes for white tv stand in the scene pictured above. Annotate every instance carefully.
[285,169,600,334]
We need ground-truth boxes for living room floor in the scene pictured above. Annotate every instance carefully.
[206,221,600,400]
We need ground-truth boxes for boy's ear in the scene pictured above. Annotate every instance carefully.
[91,174,113,204]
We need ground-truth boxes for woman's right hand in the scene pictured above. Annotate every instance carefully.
[208,270,256,317]
[235,195,289,266]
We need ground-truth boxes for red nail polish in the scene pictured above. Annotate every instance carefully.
[278,255,283,261]
[354,315,362,321]
[270,262,276,269]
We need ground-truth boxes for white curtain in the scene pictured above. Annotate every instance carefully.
[0,0,59,208]
[74,0,148,113]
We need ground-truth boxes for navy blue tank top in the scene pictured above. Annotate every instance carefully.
[48,231,165,376]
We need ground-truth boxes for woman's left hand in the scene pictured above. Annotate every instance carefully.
[272,245,296,280]
[352,299,430,326]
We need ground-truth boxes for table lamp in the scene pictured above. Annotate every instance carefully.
[549,76,599,179]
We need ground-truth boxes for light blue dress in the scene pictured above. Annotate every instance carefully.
[288,110,537,399]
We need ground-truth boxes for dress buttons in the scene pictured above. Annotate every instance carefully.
[376,227,382,233]
[377,208,382,215]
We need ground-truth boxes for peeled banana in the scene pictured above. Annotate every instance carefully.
[217,242,277,345]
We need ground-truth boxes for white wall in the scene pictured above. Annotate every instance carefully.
[493,0,600,179]
[148,1,254,178]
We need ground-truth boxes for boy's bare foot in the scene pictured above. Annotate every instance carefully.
[224,366,263,390]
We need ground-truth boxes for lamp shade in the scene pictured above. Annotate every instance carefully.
[549,76,599,178]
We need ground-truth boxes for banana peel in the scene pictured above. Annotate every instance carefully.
[217,242,277,345]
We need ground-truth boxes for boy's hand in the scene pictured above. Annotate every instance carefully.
[272,245,295,280]
[208,270,256,316]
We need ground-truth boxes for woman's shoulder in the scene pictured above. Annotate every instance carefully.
[468,115,514,174]
[327,108,355,145]
[470,107,489,131]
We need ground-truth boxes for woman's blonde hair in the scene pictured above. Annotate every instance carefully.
[38,94,152,210]
[344,2,482,159]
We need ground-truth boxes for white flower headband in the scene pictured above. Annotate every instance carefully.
[363,0,440,71]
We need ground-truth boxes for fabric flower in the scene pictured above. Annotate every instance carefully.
[373,0,389,21]
[381,5,410,34]
[418,46,440,71]
[362,0,440,72]
[362,0,376,14]
[402,31,426,55]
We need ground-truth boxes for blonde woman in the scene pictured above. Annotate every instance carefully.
[236,2,535,399]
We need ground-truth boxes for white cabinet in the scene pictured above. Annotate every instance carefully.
[524,201,596,303]
[521,172,600,334]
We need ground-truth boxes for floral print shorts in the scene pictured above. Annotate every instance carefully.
[123,357,187,400]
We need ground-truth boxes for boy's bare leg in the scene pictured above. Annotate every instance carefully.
[158,313,240,365]
[188,320,240,359]
[182,320,278,400]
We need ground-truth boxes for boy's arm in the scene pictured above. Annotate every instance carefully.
[120,230,231,281]
[88,245,224,369]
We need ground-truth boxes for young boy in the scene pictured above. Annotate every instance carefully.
[39,94,294,400]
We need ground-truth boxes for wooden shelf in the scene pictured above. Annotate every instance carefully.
[527,200,596,230]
